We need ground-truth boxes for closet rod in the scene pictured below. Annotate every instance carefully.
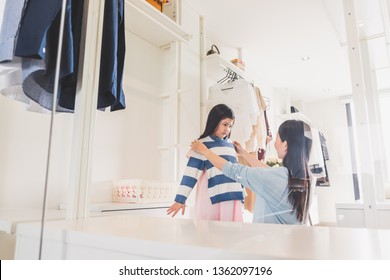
[39,0,68,260]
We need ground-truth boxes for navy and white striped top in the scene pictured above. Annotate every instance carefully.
[175,135,244,205]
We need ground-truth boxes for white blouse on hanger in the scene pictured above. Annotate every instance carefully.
[208,79,260,148]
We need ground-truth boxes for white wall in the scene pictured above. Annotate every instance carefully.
[177,1,201,180]
[0,97,74,209]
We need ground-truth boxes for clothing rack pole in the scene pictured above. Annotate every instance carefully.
[38,0,68,260]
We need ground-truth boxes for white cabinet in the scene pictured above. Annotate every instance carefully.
[335,204,366,228]
[0,209,66,259]
[335,202,390,229]
[377,209,390,228]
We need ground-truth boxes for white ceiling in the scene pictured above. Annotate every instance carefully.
[187,0,390,102]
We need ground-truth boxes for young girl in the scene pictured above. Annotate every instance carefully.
[167,104,244,222]
[191,119,312,225]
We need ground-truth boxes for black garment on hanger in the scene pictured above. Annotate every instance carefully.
[15,0,63,60]
[16,0,83,111]
[97,0,126,111]
[14,0,126,112]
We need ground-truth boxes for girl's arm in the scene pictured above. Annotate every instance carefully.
[191,140,227,171]
[167,202,185,217]
[167,149,205,217]
[192,140,266,195]
[191,140,270,170]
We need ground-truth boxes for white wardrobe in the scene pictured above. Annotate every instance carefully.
[0,0,202,259]
[0,0,201,210]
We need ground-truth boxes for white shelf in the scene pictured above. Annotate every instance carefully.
[89,202,171,212]
[203,53,249,81]
[59,202,171,213]
[125,0,189,47]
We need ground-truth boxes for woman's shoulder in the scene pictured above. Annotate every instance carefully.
[274,166,289,175]
[261,166,289,178]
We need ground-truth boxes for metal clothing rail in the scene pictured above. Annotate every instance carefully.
[39,0,68,260]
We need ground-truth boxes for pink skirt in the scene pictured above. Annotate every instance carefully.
[194,169,243,222]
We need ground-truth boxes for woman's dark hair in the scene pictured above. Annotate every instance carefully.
[199,104,235,139]
[278,120,312,223]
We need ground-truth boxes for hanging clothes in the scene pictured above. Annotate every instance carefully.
[12,0,126,112]
[0,0,51,113]
[14,0,63,59]
[318,131,330,186]
[0,0,27,62]
[0,1,5,26]
[0,0,25,92]
[258,104,273,160]
[241,86,269,213]
[208,79,260,148]
[97,0,126,111]
[319,131,329,160]
[14,0,80,111]
[245,86,268,153]
[309,128,330,186]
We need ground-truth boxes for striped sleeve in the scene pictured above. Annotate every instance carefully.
[174,150,205,204]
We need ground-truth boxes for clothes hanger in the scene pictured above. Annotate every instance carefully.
[263,96,270,110]
[217,68,230,84]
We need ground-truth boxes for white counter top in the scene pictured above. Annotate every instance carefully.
[0,203,182,234]
[14,214,390,260]
[0,208,66,234]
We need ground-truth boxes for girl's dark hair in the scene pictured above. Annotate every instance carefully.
[199,104,235,139]
[278,120,312,223]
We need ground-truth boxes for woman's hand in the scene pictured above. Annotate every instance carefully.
[166,202,185,217]
[191,140,208,155]
[233,140,267,167]
[233,141,245,156]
